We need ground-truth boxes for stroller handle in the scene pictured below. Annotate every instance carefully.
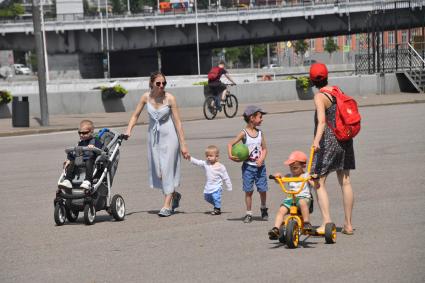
[65,146,103,155]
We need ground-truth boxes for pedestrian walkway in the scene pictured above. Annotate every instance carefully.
[0,93,424,137]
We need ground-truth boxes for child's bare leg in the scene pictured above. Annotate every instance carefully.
[259,191,267,207]
[298,199,310,223]
[316,175,332,228]
[245,191,253,211]
[274,206,288,228]
[337,170,354,233]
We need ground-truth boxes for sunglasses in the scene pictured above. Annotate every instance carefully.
[155,81,167,87]
[78,130,91,135]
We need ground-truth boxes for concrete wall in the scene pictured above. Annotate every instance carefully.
[0,73,403,116]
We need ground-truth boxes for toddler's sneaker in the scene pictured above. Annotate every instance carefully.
[58,179,72,190]
[243,214,253,223]
[268,227,280,240]
[80,180,91,190]
[261,208,269,221]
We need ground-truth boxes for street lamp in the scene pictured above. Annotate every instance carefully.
[195,0,200,75]
[127,0,131,15]
[40,0,49,81]
[105,0,110,78]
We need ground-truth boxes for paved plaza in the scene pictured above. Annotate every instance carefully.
[0,100,424,282]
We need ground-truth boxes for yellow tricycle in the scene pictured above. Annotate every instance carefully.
[269,147,336,248]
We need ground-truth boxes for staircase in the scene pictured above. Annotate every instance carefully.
[402,43,425,93]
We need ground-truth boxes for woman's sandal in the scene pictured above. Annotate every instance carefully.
[342,228,354,235]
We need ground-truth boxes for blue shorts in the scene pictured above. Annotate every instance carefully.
[242,163,268,193]
[204,189,222,209]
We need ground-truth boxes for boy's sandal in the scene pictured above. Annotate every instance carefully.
[268,227,280,240]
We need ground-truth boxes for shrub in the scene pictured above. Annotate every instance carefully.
[295,76,311,92]
[100,84,128,99]
[0,90,12,105]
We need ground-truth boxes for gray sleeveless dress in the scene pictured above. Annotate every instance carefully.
[147,102,181,195]
[312,97,355,176]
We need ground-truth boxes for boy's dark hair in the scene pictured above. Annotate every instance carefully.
[218,60,225,66]
[243,112,258,123]
[311,78,328,89]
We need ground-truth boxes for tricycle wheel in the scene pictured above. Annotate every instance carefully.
[278,226,286,244]
[54,203,66,226]
[83,204,96,225]
[285,219,299,249]
[325,223,337,244]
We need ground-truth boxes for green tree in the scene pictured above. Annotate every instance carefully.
[252,44,267,67]
[0,1,24,19]
[111,0,125,14]
[294,39,308,65]
[324,37,339,63]
[224,47,241,67]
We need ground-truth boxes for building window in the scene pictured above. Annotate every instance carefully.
[401,31,408,43]
[310,39,315,51]
[345,35,352,46]
[388,31,395,46]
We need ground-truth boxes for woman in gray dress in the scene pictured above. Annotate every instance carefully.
[310,63,355,235]
[125,72,190,217]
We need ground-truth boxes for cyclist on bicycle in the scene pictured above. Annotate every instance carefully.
[207,61,236,111]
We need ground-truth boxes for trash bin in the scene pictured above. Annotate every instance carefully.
[12,96,29,127]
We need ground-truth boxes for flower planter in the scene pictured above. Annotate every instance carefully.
[295,77,314,100]
[101,88,126,100]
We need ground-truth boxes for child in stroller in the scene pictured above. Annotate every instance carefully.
[54,123,127,226]
[58,120,103,191]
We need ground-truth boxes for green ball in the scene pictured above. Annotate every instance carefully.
[232,143,249,161]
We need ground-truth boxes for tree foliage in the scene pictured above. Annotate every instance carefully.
[0,0,24,19]
[294,40,308,56]
[324,37,339,55]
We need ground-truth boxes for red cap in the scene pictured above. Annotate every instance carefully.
[309,63,328,81]
[284,151,308,165]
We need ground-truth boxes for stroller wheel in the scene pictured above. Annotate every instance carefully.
[111,194,126,221]
[66,208,79,223]
[83,204,96,225]
[54,203,66,226]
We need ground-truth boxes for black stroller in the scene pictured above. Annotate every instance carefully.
[54,129,126,225]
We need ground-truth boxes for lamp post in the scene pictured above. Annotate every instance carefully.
[195,0,200,75]
[40,0,49,81]
[127,0,131,15]
[105,0,110,78]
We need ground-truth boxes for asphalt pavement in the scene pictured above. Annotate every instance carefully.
[0,93,425,283]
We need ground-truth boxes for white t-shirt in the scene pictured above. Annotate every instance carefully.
[243,129,263,166]
[284,172,312,199]
[190,157,232,194]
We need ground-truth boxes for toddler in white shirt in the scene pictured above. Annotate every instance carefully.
[189,145,232,215]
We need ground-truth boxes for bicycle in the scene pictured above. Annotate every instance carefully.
[203,84,238,120]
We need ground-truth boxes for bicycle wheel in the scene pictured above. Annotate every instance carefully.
[203,95,218,120]
[223,94,238,118]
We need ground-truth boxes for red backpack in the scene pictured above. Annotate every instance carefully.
[208,66,221,81]
[320,86,361,141]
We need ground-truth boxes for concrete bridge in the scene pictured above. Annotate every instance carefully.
[0,0,424,77]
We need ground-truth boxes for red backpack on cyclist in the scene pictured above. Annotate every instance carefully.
[208,66,221,81]
[320,86,361,141]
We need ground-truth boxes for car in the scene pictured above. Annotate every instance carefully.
[303,59,317,66]
[13,64,31,75]
[262,64,279,69]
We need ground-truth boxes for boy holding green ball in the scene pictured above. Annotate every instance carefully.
[228,105,269,223]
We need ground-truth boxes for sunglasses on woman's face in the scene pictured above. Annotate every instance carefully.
[78,130,91,135]
[155,81,167,87]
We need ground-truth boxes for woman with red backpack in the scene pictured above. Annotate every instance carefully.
[310,63,356,235]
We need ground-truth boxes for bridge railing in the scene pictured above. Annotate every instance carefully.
[355,42,425,74]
